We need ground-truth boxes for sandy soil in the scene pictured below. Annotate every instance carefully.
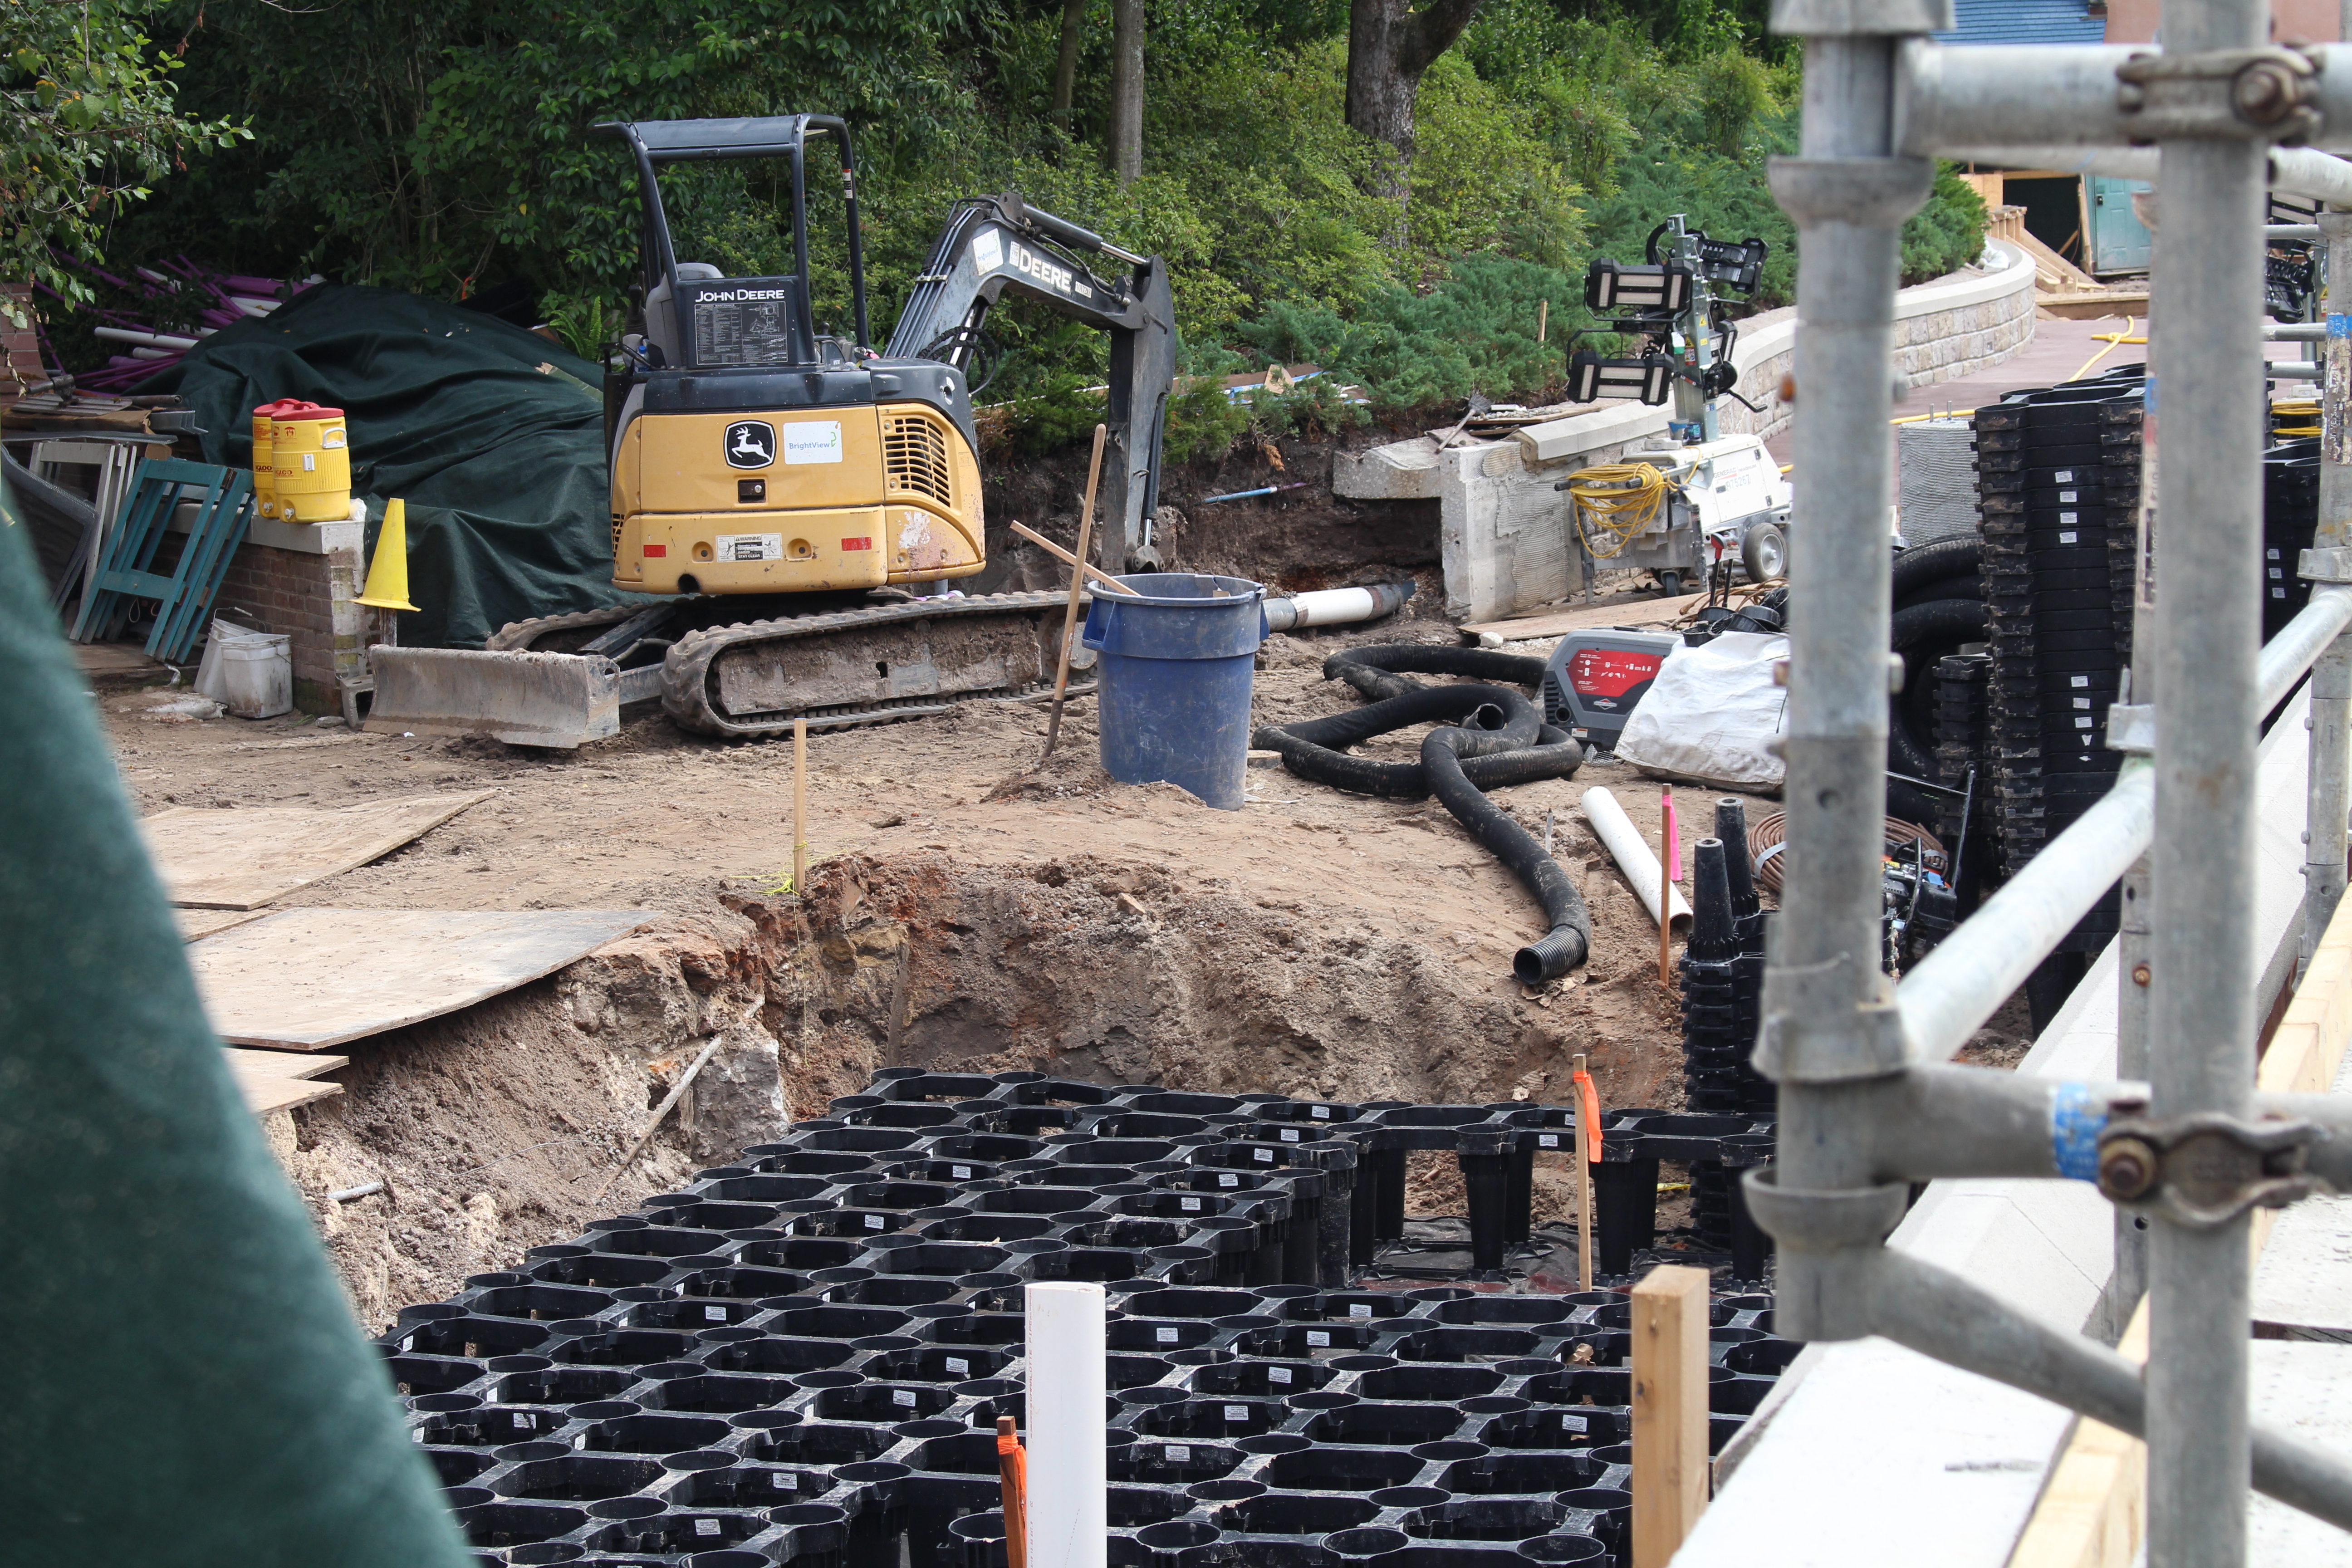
[97,593,2029,1319]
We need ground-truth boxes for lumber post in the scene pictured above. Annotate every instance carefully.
[1631,1262,1711,1567]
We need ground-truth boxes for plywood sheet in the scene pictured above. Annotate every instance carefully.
[141,791,495,909]
[189,907,651,1049]
[224,1046,350,1115]
[176,906,268,942]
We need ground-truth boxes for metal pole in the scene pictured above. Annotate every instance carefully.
[2303,210,2352,977]
[1758,0,1931,1343]
[2146,0,2266,1558]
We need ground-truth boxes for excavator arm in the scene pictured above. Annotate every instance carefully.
[887,195,1177,571]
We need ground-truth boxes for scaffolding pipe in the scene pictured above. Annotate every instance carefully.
[2306,211,2352,980]
[1897,43,2352,157]
[1944,146,2352,206]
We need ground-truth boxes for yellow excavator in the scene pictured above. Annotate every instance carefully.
[367,113,1176,747]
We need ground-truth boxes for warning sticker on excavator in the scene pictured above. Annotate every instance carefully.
[715,534,783,562]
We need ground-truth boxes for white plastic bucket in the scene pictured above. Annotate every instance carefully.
[196,618,292,719]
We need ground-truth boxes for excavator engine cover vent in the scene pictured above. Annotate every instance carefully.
[882,414,954,508]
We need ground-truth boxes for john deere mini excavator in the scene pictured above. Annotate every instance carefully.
[367,114,1176,747]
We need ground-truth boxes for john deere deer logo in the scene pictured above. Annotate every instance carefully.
[724,421,776,469]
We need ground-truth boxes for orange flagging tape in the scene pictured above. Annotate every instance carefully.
[1573,1067,1602,1161]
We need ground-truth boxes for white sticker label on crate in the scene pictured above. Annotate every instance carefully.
[1254,1149,1274,1163]
[575,1434,591,1449]
[715,533,784,562]
[1280,1129,1300,1142]
[893,1389,917,1407]
[2073,697,2092,709]
[2277,586,2290,598]
[2059,490,2078,503]
[1560,1413,1588,1432]
[2059,511,2078,524]
[1306,1330,1331,1347]
[2058,531,2078,544]
[1157,1327,1180,1343]
[1349,1303,1373,1319]
[1166,1445,1191,1463]
[2055,469,2076,482]
[401,1335,416,1352]
[1539,1133,1560,1149]
[2071,675,2091,687]
[1225,1405,1249,1422]
[1181,1197,1202,1212]
[1268,1366,1293,1384]
[952,1165,972,1179]
[864,1214,885,1229]
[1310,1105,1332,1119]
[696,1519,722,1536]
[2075,717,2093,729]
[783,421,844,465]
[706,1305,728,1321]
[514,1414,535,1430]
[774,1472,794,1488]
[1218,1174,1239,1187]
[946,1357,970,1376]
[413,1428,426,1441]
[2272,566,2286,579]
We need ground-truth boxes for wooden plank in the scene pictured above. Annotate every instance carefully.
[140,790,495,909]
[2009,890,2352,1567]
[188,907,652,1049]
[225,1047,351,1082]
[1632,1262,1711,1568]
[239,1075,342,1114]
[2006,1304,2148,1568]
[175,906,269,942]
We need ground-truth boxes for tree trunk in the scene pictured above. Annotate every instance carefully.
[1345,0,1485,199]
[1110,0,1144,187]
[1052,0,1085,118]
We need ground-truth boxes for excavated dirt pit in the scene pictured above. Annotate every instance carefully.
[99,607,2032,1326]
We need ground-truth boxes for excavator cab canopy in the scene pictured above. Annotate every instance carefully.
[595,115,870,371]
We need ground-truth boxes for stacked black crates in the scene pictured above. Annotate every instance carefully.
[1676,804,1772,1270]
[2265,437,2320,647]
[1931,652,1991,898]
[1971,380,2143,952]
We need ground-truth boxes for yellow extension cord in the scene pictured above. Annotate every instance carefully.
[1564,462,1680,559]
[2274,397,2320,438]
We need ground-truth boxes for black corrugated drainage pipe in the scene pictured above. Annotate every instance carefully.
[1251,646,1592,984]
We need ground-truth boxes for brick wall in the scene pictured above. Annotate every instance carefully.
[213,519,369,712]
[2,284,40,407]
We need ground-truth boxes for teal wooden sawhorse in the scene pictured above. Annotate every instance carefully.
[68,459,254,664]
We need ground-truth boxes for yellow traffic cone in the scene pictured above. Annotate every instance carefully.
[356,497,420,612]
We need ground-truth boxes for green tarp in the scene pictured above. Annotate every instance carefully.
[147,284,652,648]
[0,474,473,1564]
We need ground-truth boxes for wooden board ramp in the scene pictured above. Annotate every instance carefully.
[187,907,652,1049]
[140,790,495,910]
[175,907,268,942]
[224,1047,350,1115]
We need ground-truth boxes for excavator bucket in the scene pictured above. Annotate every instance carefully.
[363,647,662,749]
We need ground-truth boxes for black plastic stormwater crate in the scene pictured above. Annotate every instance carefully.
[387,1075,1794,1566]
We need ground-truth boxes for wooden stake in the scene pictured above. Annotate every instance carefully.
[595,1034,725,1200]
[1041,423,1109,763]
[792,715,808,895]
[1573,1050,1594,1293]
[1658,816,1675,989]
[996,1416,1030,1568]
[1009,521,1142,596]
[1631,1262,1712,1567]
[1538,298,1549,343]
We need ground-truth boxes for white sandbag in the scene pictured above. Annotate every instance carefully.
[1612,630,1789,790]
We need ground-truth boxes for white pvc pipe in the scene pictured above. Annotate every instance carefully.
[1025,1282,1106,1568]
[1262,582,1411,632]
[1580,786,1692,933]
[92,326,200,350]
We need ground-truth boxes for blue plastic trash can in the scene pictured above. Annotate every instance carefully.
[1081,573,1268,810]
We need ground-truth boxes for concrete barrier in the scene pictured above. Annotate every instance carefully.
[1333,240,2038,623]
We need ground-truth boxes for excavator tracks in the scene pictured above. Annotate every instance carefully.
[658,590,1096,740]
